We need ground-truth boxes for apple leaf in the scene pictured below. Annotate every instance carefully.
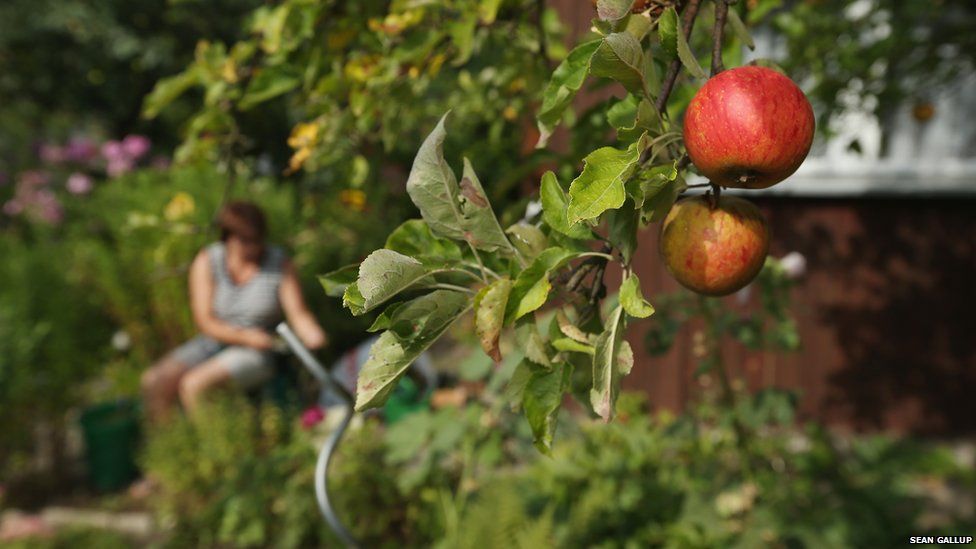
[515,316,552,368]
[658,7,678,60]
[607,96,661,143]
[458,157,515,253]
[355,290,471,411]
[385,219,462,265]
[342,281,366,316]
[505,223,548,263]
[727,8,755,50]
[676,22,706,79]
[540,171,593,240]
[556,309,593,344]
[475,277,512,362]
[504,359,535,412]
[553,337,596,355]
[590,33,648,98]
[567,138,645,223]
[641,174,686,223]
[318,264,359,297]
[620,273,655,318]
[594,0,635,21]
[590,305,627,421]
[353,249,430,315]
[239,65,302,110]
[606,200,640,264]
[524,361,572,454]
[406,115,514,255]
[537,40,602,147]
[505,247,578,323]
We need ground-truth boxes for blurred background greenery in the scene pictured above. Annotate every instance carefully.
[1,0,974,546]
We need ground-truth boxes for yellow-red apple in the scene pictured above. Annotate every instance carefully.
[660,195,769,296]
[683,66,815,189]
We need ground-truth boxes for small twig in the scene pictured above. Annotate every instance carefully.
[654,0,704,115]
[711,0,730,76]
[430,283,476,294]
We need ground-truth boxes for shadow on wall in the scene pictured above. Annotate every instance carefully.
[763,197,976,435]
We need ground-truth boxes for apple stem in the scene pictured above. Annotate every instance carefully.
[707,182,722,208]
[711,0,730,76]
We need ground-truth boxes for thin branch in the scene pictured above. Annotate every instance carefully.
[535,0,548,64]
[654,0,705,115]
[466,244,491,283]
[460,260,501,281]
[711,0,730,76]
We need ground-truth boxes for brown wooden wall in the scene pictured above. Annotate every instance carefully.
[614,198,976,435]
[547,2,976,434]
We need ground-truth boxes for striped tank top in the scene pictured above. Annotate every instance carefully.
[208,242,286,330]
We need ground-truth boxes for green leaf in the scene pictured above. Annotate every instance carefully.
[594,0,635,21]
[536,40,602,147]
[458,157,514,253]
[605,201,640,264]
[354,249,429,315]
[676,22,706,79]
[556,309,593,344]
[448,11,478,66]
[727,8,755,50]
[620,273,655,318]
[658,7,678,60]
[553,337,595,355]
[515,316,551,368]
[406,114,466,241]
[607,96,661,142]
[618,340,634,376]
[505,247,577,323]
[623,13,653,41]
[478,0,503,24]
[385,219,462,265]
[641,175,686,223]
[540,172,592,240]
[475,278,513,362]
[238,65,302,110]
[318,264,359,297]
[342,282,366,316]
[367,301,406,333]
[590,305,626,421]
[143,69,200,119]
[524,361,572,453]
[590,33,647,97]
[406,115,514,254]
[355,290,471,411]
[504,359,535,412]
[567,139,645,223]
[505,223,548,263]
[630,160,679,207]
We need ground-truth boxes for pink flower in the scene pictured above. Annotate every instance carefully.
[18,170,50,188]
[121,135,151,160]
[65,137,98,164]
[38,144,66,164]
[101,140,126,162]
[2,200,23,216]
[151,155,171,170]
[300,406,326,429]
[66,173,94,195]
[106,158,134,177]
[30,189,63,224]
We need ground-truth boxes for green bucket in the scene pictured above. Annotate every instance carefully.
[383,376,429,424]
[79,399,142,491]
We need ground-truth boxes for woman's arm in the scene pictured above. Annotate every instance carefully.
[279,259,328,350]
[188,249,273,350]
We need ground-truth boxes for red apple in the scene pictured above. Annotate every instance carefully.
[660,195,769,296]
[683,66,815,189]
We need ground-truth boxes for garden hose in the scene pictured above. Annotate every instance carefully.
[276,322,359,548]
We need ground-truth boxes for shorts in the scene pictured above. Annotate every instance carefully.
[169,335,275,389]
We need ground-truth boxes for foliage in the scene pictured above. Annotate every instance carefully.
[142,0,562,203]
[140,384,975,548]
[321,0,764,451]
[0,0,262,172]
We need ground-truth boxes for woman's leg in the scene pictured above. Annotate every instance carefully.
[177,346,274,418]
[177,357,234,418]
[141,358,188,423]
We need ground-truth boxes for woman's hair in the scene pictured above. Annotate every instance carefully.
[217,201,267,242]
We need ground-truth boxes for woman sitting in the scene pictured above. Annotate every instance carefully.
[141,201,327,420]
